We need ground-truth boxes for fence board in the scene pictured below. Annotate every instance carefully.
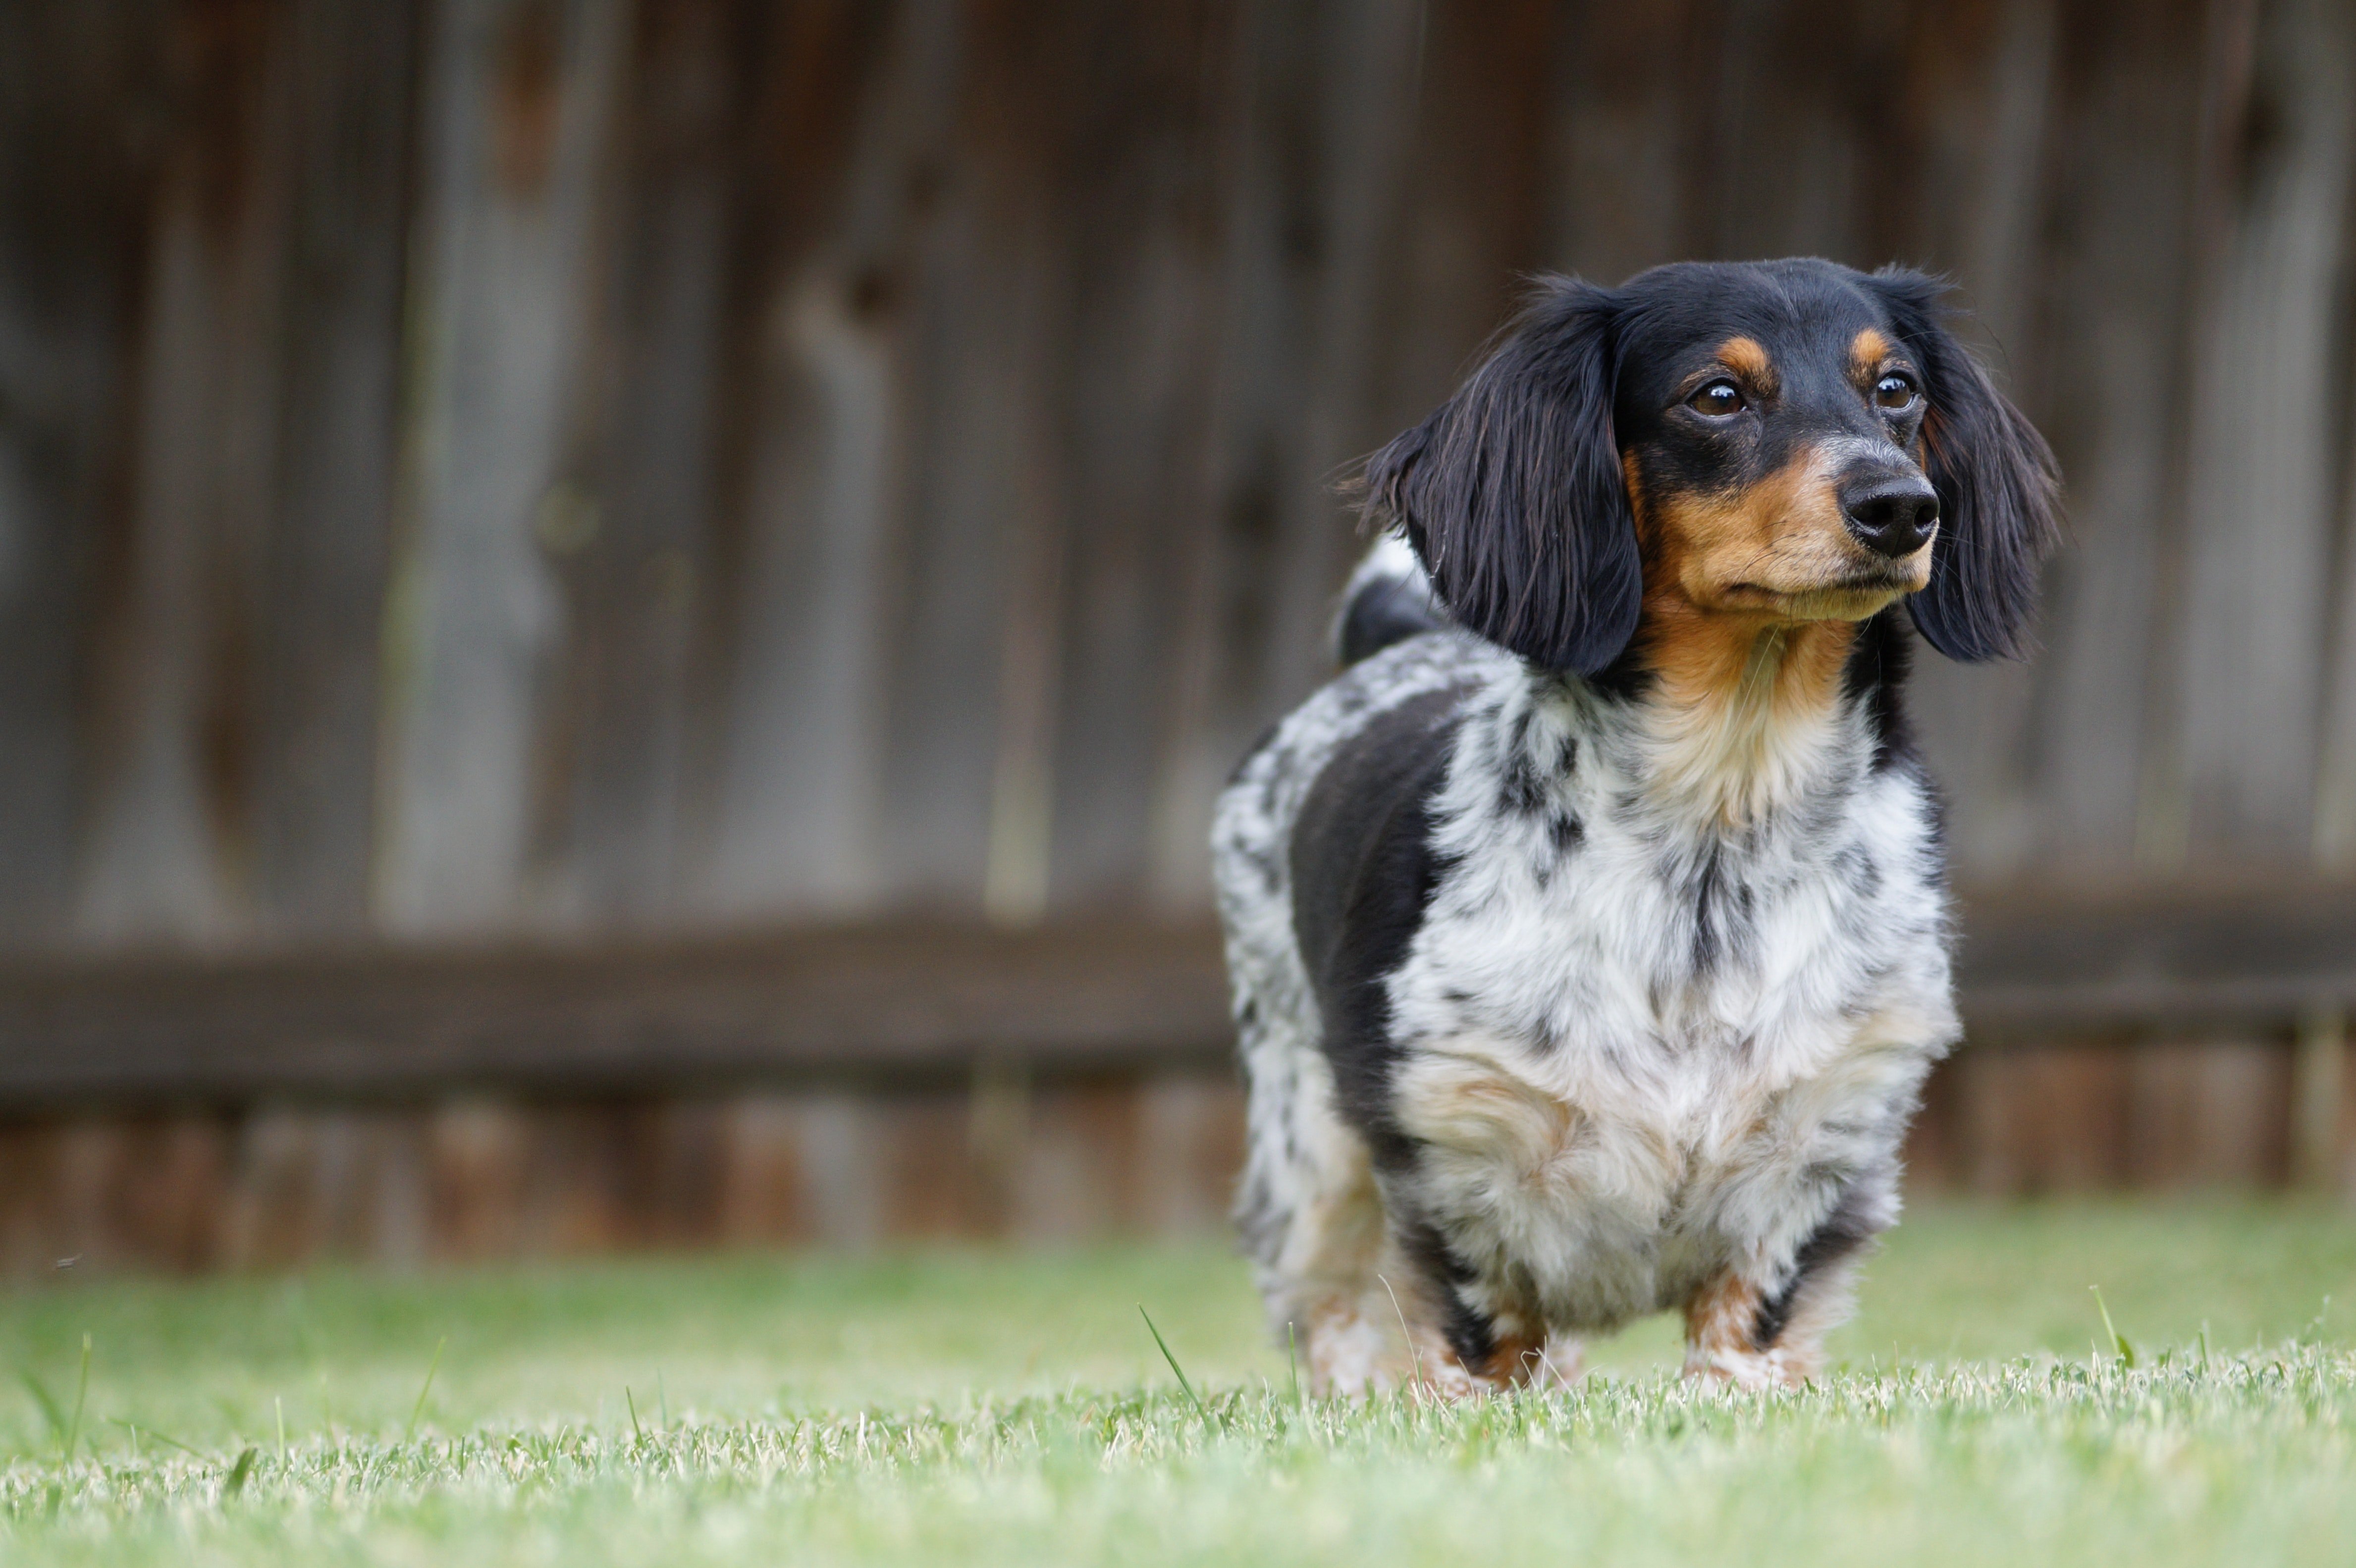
[0,920,1234,1108]
[2177,0,2354,858]
[2014,0,2210,872]
[861,4,1077,913]
[548,0,742,922]
[376,0,629,933]
[1251,0,1428,719]
[1374,0,1554,418]
[1152,2,1334,907]
[1892,0,2057,880]
[0,884,2349,1112]
[77,0,286,942]
[251,0,422,933]
[0,5,160,941]
[698,0,918,917]
[1546,2,1705,277]
[1043,3,1238,912]
[2128,1038,2293,1187]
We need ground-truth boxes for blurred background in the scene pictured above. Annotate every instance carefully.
[0,0,2353,1276]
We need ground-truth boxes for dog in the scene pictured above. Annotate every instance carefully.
[1212,259,2058,1394]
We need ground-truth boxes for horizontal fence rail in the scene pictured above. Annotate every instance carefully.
[2,883,2354,1111]
[0,922,1234,1109]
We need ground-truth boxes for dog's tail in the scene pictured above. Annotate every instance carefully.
[1332,531,1446,667]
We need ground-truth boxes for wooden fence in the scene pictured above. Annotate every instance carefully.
[3,0,2356,1271]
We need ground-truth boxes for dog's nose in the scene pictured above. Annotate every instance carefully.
[1839,473,1940,558]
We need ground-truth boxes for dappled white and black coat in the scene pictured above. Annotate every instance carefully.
[1212,260,2057,1394]
[1213,542,1956,1388]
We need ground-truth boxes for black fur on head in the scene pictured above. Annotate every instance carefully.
[1361,278,1642,676]
[1865,267,2062,661]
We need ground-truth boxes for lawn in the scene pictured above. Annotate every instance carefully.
[0,1200,2350,1565]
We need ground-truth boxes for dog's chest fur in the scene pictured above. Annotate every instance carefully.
[1221,626,1956,1337]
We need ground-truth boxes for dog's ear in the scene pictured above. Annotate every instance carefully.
[1361,277,1640,675]
[1868,267,2061,662]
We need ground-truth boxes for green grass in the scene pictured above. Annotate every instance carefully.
[0,1200,2350,1564]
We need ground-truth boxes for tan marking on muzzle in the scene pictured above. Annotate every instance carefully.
[1634,442,1888,616]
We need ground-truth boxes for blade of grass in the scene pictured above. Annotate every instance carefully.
[1288,1321,1302,1409]
[65,1334,89,1458]
[625,1386,644,1446]
[19,1371,65,1447]
[1138,1306,1209,1423]
[405,1338,446,1441]
[2090,1286,2138,1368]
[223,1445,257,1499]
[1378,1275,1425,1393]
[104,1417,202,1459]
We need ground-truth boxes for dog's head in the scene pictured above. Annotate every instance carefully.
[1364,259,2060,674]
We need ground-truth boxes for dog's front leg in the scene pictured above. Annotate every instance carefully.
[1681,1252,1862,1391]
[1682,1270,1787,1389]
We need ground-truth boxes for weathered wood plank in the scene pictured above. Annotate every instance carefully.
[2176,0,2353,859]
[1145,0,1306,916]
[75,0,286,942]
[2123,0,2263,869]
[1245,0,1428,718]
[1693,0,1907,267]
[0,920,1236,1109]
[863,2,1077,914]
[1967,1042,2136,1193]
[251,0,423,933]
[964,7,1077,924]
[550,0,742,921]
[2127,1038,2292,1187]
[1371,0,1554,414]
[0,4,161,941]
[0,1034,2325,1278]
[1959,878,2356,1027]
[2007,0,2209,874]
[696,0,926,918]
[1159,0,1430,916]
[375,0,630,933]
[1042,2,1238,912]
[0,879,2354,1110]
[2288,1006,2347,1189]
[1545,1,1707,278]
[1891,0,2058,881]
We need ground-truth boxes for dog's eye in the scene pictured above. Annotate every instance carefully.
[1873,372,1919,411]
[1686,379,1747,417]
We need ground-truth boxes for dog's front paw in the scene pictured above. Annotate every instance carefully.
[1683,1346,1808,1392]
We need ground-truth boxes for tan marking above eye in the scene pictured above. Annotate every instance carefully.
[1848,326,1894,380]
[1715,335,1774,387]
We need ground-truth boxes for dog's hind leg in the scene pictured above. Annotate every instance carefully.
[1242,1048,1407,1396]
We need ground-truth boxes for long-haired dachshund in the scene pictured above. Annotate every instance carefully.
[1213,259,2059,1393]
